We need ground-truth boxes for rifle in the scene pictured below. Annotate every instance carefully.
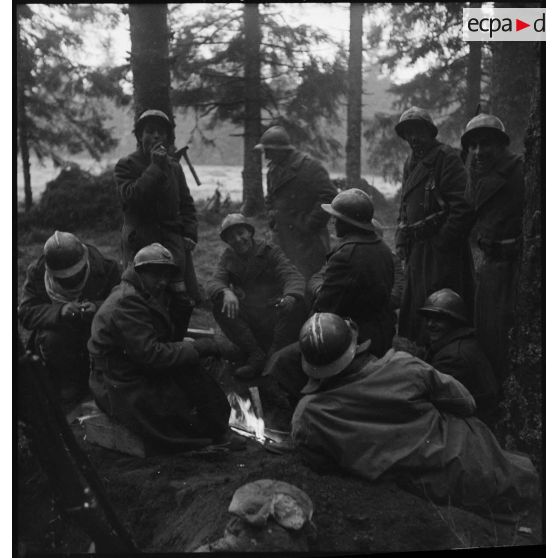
[173,145,202,186]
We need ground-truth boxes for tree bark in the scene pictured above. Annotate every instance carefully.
[241,3,264,216]
[345,3,364,190]
[128,4,172,124]
[463,3,482,124]
[16,11,33,212]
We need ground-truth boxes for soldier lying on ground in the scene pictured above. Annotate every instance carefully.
[114,108,199,341]
[418,288,499,426]
[207,214,307,380]
[88,243,245,455]
[291,313,540,516]
[19,231,120,409]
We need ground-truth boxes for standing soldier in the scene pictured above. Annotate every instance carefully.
[395,107,475,344]
[461,114,525,384]
[255,125,337,280]
[114,109,199,341]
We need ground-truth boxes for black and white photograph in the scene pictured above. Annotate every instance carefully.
[15,2,544,554]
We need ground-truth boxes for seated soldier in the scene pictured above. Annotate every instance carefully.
[88,243,243,455]
[291,313,539,516]
[207,214,307,380]
[418,288,499,425]
[18,231,121,407]
[309,188,395,357]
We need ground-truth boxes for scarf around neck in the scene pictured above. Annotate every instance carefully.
[44,260,91,303]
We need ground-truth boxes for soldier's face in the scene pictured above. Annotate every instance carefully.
[137,267,172,297]
[224,226,254,257]
[403,122,434,156]
[263,148,289,164]
[468,134,506,173]
[140,120,170,154]
[424,315,455,344]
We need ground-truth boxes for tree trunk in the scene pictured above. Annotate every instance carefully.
[16,11,33,212]
[496,44,541,464]
[463,3,482,124]
[128,4,172,124]
[345,3,364,190]
[241,3,264,216]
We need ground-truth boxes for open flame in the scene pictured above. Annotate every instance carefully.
[228,392,265,442]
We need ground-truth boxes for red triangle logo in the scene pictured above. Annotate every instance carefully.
[516,18,530,31]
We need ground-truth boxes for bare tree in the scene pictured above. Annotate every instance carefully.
[346,3,364,189]
[242,3,264,216]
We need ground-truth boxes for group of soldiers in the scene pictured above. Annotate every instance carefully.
[18,106,538,512]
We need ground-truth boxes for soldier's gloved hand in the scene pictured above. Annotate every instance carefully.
[183,237,197,251]
[192,338,220,358]
[277,295,296,315]
[79,301,97,321]
[60,301,82,322]
[221,289,239,319]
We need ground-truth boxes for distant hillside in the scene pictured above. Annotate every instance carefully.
[104,63,396,173]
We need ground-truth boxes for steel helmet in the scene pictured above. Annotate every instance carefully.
[254,126,294,151]
[219,213,255,241]
[298,313,359,380]
[418,288,468,323]
[321,188,375,232]
[133,243,178,271]
[133,109,175,141]
[44,231,88,279]
[395,106,438,139]
[461,113,510,149]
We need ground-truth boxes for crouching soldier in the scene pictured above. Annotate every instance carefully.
[18,231,120,407]
[88,243,241,455]
[418,288,499,425]
[292,313,540,516]
[207,214,307,380]
[114,108,200,341]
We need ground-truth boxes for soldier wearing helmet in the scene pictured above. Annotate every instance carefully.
[88,243,244,454]
[462,114,525,385]
[309,188,395,356]
[291,313,539,513]
[206,214,307,379]
[114,108,199,341]
[394,106,475,344]
[418,288,498,424]
[255,125,337,280]
[18,231,121,407]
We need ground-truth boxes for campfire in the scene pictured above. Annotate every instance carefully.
[228,387,290,453]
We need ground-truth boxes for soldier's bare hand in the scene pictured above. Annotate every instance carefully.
[222,289,239,319]
[277,295,296,314]
[151,143,168,169]
[60,301,82,322]
[80,301,97,321]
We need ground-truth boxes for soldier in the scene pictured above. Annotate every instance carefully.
[19,231,121,406]
[256,126,337,280]
[418,288,499,424]
[114,108,199,340]
[291,313,539,514]
[395,107,475,344]
[207,214,307,380]
[88,243,243,455]
[461,114,525,384]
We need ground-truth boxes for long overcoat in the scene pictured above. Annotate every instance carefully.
[292,349,539,512]
[265,149,337,280]
[88,267,228,452]
[114,149,199,297]
[466,152,525,382]
[18,244,121,334]
[396,141,475,342]
[425,326,499,424]
[308,232,395,356]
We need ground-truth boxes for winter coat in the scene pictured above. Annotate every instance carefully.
[466,152,525,383]
[424,326,499,423]
[265,149,337,279]
[18,244,121,334]
[206,239,306,312]
[114,149,199,296]
[291,349,539,512]
[396,141,475,342]
[88,267,228,452]
[308,232,395,356]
